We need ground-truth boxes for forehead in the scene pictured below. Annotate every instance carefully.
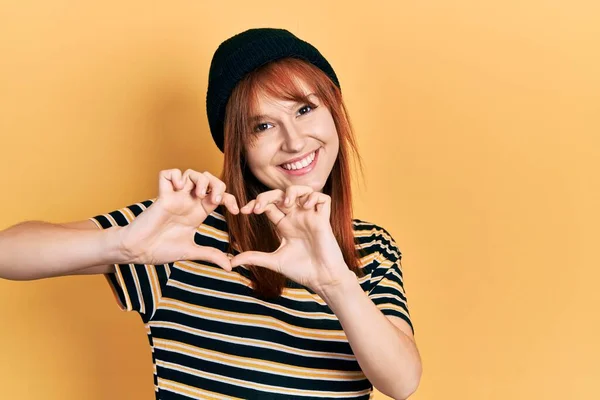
[253,77,315,112]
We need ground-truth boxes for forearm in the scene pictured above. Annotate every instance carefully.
[0,221,127,280]
[318,271,421,399]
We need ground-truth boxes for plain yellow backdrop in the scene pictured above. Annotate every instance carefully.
[1,1,598,399]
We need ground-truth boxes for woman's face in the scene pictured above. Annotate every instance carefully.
[244,81,340,193]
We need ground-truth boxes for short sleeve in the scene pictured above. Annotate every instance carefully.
[89,199,172,323]
[366,226,414,334]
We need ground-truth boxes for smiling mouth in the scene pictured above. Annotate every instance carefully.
[279,148,319,175]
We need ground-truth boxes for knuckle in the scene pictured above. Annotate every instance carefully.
[196,175,208,186]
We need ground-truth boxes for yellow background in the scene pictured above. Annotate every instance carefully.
[1,1,598,399]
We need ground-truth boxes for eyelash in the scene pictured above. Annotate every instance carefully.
[253,104,317,133]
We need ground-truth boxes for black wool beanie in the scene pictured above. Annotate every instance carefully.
[206,28,341,153]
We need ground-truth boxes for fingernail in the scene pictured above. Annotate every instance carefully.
[254,203,261,211]
[215,195,222,203]
[285,197,290,205]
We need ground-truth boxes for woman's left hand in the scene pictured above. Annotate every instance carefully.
[230,185,353,295]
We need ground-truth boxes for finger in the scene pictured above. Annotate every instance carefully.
[204,172,226,204]
[184,169,209,198]
[315,194,331,215]
[230,251,279,272]
[180,169,195,192]
[284,185,314,207]
[191,245,232,272]
[253,189,285,213]
[240,199,256,214]
[159,169,183,194]
[222,192,240,214]
[302,192,324,209]
[260,203,286,225]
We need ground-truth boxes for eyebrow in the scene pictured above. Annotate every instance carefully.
[250,94,318,122]
[250,114,269,123]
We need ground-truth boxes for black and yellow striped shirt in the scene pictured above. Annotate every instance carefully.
[91,199,412,399]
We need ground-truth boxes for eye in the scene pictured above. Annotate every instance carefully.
[297,104,315,116]
[253,122,273,133]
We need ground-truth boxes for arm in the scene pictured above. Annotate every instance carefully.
[0,219,125,280]
[319,270,422,400]
[228,188,421,398]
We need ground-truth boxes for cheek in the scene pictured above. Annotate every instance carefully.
[319,113,338,142]
[245,144,273,175]
[325,121,339,149]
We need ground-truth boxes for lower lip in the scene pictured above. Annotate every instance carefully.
[279,149,320,176]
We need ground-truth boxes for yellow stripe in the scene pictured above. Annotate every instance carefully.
[358,252,377,267]
[175,261,368,305]
[160,298,347,342]
[149,320,357,361]
[209,211,226,221]
[157,360,371,398]
[114,264,133,311]
[104,212,119,228]
[356,238,401,259]
[147,266,162,318]
[129,264,145,315]
[158,377,242,400]
[169,279,339,321]
[353,227,394,243]
[120,207,135,223]
[197,224,229,242]
[376,279,406,296]
[377,303,411,319]
[154,338,365,381]
[175,260,252,286]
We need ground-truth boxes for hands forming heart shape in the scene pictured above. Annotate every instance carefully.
[118,169,353,294]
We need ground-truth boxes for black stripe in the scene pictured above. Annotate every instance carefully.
[118,265,142,312]
[165,283,344,331]
[156,309,354,355]
[157,361,371,399]
[110,209,129,226]
[92,214,112,229]
[106,273,127,308]
[152,325,360,371]
[135,265,155,322]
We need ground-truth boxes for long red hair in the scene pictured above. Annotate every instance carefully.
[221,57,363,298]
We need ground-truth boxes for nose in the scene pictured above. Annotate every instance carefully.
[280,121,306,153]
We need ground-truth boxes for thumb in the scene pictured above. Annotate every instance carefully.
[191,245,232,272]
[231,251,279,272]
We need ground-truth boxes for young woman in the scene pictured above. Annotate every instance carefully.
[0,28,421,399]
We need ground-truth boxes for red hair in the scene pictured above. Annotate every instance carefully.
[222,57,363,298]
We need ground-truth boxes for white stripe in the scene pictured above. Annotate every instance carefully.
[149,320,357,361]
[168,279,339,321]
[157,360,371,398]
[159,299,348,342]
[154,340,365,381]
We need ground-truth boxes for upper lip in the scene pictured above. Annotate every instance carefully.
[279,149,318,166]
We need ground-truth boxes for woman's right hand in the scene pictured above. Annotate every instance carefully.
[119,169,239,271]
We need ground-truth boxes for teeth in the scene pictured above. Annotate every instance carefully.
[282,151,316,171]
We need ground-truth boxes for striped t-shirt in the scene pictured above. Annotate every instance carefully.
[91,199,412,400]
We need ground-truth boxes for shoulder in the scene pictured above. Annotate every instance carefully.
[352,218,402,273]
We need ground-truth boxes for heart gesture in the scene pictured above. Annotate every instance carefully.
[231,186,352,295]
